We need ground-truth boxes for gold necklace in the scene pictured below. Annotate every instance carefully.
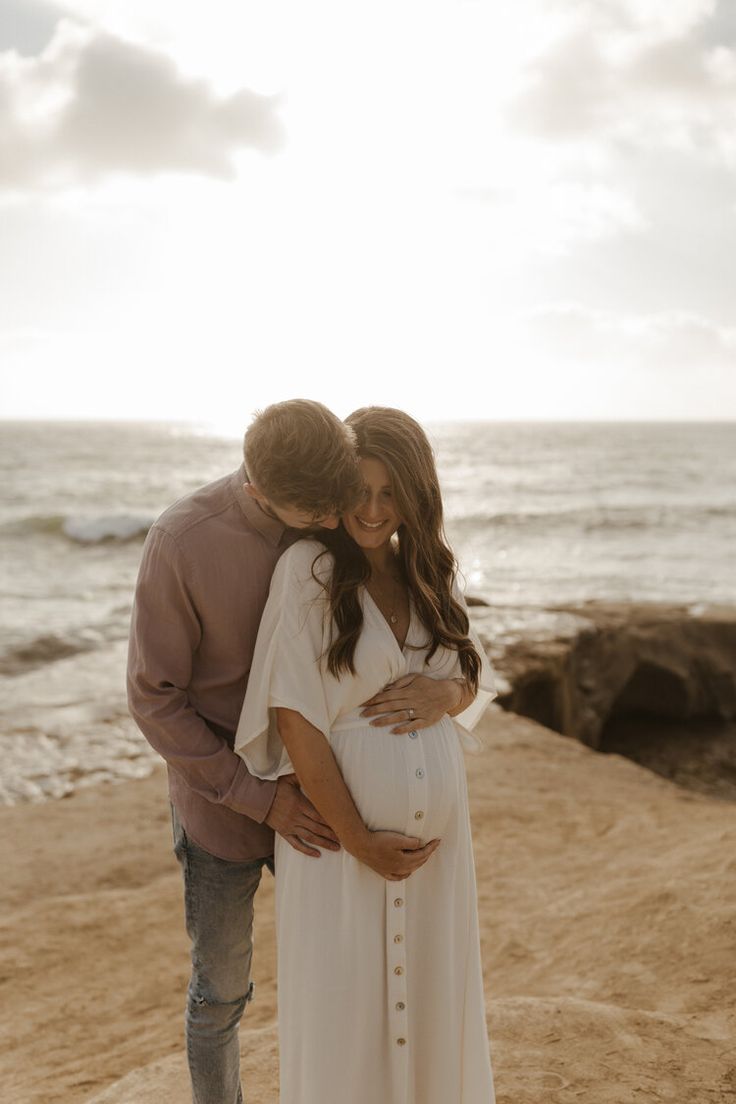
[388,574,399,625]
[369,570,402,624]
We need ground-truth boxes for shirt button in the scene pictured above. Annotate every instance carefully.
[414,811,424,820]
[397,1038,406,1046]
[409,730,418,739]
[394,898,404,907]
[394,934,403,943]
[396,1001,406,1011]
[415,768,425,778]
[394,966,404,976]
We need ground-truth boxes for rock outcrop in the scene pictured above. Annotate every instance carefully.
[471,602,736,775]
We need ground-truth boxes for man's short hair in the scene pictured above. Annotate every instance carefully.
[244,399,363,518]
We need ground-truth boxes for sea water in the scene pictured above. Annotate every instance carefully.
[1,419,734,803]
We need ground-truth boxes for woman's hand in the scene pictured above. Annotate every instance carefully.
[360,674,465,734]
[274,708,441,879]
[349,829,441,882]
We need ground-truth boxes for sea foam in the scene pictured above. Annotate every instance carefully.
[62,515,153,544]
[3,513,153,543]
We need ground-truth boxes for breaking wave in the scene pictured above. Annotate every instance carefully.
[0,622,129,676]
[3,513,153,544]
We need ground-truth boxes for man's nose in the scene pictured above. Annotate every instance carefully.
[320,516,340,529]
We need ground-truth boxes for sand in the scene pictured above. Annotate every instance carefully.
[3,705,736,1104]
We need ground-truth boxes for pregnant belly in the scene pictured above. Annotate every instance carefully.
[327,715,466,840]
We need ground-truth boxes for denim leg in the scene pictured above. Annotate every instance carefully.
[171,805,267,1104]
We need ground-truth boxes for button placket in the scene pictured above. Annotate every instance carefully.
[386,728,429,1073]
[405,729,428,839]
[386,879,408,1056]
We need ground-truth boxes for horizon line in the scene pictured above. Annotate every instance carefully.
[2,415,736,427]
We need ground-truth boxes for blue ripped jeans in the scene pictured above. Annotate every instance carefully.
[171,805,274,1104]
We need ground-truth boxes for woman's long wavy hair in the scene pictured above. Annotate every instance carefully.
[313,406,481,691]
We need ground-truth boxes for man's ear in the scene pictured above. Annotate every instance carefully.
[243,482,262,502]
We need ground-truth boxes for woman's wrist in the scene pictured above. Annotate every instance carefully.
[446,677,467,716]
[342,823,372,859]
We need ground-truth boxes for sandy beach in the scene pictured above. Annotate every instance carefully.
[4,704,736,1104]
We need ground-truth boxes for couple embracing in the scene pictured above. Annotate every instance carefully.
[128,400,496,1104]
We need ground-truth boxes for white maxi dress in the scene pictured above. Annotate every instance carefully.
[235,539,496,1104]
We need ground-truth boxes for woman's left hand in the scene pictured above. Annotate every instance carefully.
[360,674,461,734]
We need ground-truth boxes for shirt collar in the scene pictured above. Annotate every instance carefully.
[230,464,289,549]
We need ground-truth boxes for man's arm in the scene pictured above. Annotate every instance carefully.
[127,524,277,823]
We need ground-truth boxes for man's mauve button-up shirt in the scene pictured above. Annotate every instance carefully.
[127,464,295,861]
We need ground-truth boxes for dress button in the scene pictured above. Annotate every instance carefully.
[397,1038,406,1046]
[416,768,425,778]
[409,730,418,739]
[394,934,403,943]
[414,811,424,820]
[394,898,404,907]
[394,966,404,976]
[396,1001,406,1011]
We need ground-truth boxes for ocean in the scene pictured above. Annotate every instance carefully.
[1,419,735,804]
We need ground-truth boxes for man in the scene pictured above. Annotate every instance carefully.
[127,399,452,1104]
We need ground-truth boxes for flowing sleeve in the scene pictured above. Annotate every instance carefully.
[234,542,333,780]
[451,578,497,753]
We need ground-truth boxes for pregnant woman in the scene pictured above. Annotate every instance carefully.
[235,406,496,1104]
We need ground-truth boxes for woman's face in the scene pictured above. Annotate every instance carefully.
[342,456,403,550]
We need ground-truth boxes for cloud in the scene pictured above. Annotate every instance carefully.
[481,0,736,272]
[509,0,736,163]
[0,20,285,190]
[700,0,736,47]
[0,0,62,55]
[458,174,646,259]
[597,0,718,40]
[522,302,736,372]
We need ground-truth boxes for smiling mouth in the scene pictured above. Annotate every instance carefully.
[354,517,387,531]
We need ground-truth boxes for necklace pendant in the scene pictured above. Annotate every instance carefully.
[390,613,398,624]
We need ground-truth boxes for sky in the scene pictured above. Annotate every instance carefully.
[1,0,735,426]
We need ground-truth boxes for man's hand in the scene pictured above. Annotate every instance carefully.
[265,774,341,858]
[351,830,441,881]
[360,674,462,734]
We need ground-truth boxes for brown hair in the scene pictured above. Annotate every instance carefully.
[244,399,363,518]
[314,406,481,690]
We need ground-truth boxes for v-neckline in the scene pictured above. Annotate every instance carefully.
[362,586,413,656]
